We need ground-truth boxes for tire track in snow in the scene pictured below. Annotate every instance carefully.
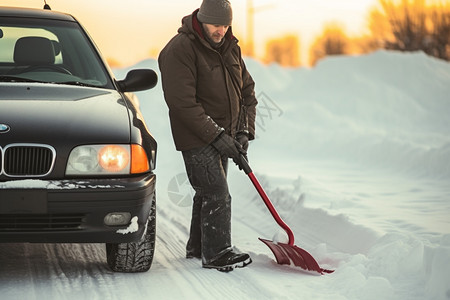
[44,243,118,299]
[0,242,176,300]
[0,243,123,300]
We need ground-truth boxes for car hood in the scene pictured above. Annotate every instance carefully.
[0,83,131,146]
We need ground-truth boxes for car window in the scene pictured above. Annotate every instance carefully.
[0,18,114,89]
[0,27,62,63]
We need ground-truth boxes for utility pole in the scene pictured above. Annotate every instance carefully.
[246,0,275,58]
[246,0,255,57]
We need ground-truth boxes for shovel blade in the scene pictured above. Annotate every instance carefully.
[259,238,334,275]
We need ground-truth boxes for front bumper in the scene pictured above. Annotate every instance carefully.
[0,173,156,243]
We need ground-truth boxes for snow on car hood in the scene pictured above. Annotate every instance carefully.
[0,83,131,145]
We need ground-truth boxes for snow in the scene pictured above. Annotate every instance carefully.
[1,50,449,299]
[0,179,126,190]
[116,216,139,235]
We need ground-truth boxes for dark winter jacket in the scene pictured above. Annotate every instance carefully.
[158,9,257,151]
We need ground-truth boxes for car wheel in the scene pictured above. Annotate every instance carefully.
[106,194,156,273]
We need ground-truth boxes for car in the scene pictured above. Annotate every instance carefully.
[0,5,158,273]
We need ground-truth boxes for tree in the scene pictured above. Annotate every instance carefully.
[427,2,450,60]
[366,6,394,50]
[264,34,301,67]
[382,0,428,51]
[309,23,350,66]
[106,57,121,68]
[367,0,450,60]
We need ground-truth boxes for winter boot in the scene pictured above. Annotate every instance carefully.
[186,251,201,259]
[203,250,252,272]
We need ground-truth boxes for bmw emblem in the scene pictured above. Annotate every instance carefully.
[0,124,10,133]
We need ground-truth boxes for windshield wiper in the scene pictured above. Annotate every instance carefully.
[0,76,44,83]
[0,76,103,89]
[57,81,102,88]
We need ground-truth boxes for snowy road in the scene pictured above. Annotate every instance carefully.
[0,208,331,300]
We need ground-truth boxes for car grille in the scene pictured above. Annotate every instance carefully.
[0,144,56,177]
[0,214,85,231]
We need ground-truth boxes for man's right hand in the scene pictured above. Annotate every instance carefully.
[212,132,246,166]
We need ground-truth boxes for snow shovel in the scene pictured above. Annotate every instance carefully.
[239,155,334,275]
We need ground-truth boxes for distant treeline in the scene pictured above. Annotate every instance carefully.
[259,0,450,66]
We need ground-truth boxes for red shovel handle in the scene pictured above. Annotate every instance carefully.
[240,155,295,246]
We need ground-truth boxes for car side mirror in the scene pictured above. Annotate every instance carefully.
[117,69,158,92]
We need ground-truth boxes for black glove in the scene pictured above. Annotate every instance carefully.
[212,132,246,166]
[235,132,249,151]
[235,132,249,164]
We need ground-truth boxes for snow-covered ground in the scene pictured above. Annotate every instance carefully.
[1,50,449,300]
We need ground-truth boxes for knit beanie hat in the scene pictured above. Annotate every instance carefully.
[197,0,233,26]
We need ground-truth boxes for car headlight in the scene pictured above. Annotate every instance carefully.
[66,144,149,175]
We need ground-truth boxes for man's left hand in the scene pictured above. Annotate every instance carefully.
[235,132,249,151]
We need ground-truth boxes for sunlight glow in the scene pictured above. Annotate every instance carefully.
[1,0,379,66]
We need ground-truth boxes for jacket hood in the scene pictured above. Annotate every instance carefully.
[178,9,235,44]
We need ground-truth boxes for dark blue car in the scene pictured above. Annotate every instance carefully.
[0,6,158,272]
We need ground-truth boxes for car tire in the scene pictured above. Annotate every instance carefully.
[106,193,156,273]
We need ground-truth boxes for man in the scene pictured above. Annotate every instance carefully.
[158,0,258,272]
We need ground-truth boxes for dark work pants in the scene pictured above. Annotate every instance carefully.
[182,144,232,264]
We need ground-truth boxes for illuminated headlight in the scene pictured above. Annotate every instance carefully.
[66,144,149,175]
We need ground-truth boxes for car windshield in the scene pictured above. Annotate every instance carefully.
[0,17,114,89]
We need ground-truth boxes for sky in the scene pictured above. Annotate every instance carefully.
[1,0,379,66]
